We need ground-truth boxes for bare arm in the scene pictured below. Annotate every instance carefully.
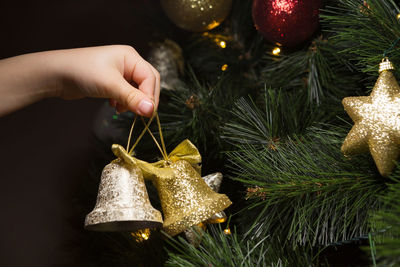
[0,45,160,117]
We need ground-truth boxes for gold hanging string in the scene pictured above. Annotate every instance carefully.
[156,113,168,161]
[125,110,169,161]
[126,115,138,152]
[140,117,168,161]
[128,114,156,155]
[138,112,169,161]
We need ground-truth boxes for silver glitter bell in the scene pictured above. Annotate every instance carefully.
[202,173,227,224]
[85,144,163,231]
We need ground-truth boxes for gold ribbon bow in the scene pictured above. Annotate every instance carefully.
[120,113,202,180]
[134,139,202,181]
[114,113,232,237]
[167,139,201,166]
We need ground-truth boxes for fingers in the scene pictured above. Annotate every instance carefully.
[147,63,160,109]
[123,47,160,109]
[111,75,154,117]
[107,46,161,116]
[108,64,160,115]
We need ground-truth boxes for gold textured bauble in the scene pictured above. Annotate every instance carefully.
[342,59,400,176]
[161,0,232,32]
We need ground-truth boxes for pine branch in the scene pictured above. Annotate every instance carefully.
[260,37,363,106]
[322,0,400,79]
[165,225,317,267]
[371,175,400,266]
[221,90,325,145]
[158,67,252,171]
[175,1,268,86]
[225,124,385,246]
[80,0,400,265]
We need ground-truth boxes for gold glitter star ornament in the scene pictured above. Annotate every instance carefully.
[342,58,400,176]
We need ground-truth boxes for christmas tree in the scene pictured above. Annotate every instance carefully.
[79,0,400,266]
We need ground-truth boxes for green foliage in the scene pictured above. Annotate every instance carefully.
[184,0,265,83]
[225,122,384,246]
[84,0,400,265]
[221,0,400,251]
[222,90,321,145]
[323,0,400,78]
[260,39,363,105]
[165,226,317,267]
[158,68,252,170]
[370,176,400,266]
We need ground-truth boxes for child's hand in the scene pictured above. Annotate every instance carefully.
[55,45,160,116]
[0,45,160,117]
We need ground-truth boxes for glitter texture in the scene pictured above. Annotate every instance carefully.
[184,173,227,245]
[342,61,400,176]
[161,0,232,32]
[135,140,232,236]
[85,145,163,231]
[160,161,231,236]
[252,0,321,47]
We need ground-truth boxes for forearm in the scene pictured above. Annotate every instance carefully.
[0,51,61,116]
[0,46,159,117]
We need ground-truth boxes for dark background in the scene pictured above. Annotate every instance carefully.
[0,1,167,266]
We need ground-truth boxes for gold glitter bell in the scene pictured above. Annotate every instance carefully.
[85,144,163,231]
[136,140,232,236]
[184,172,227,246]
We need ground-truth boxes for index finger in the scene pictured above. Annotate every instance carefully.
[123,48,156,102]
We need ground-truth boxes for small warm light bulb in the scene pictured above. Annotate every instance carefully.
[219,41,227,48]
[221,64,228,71]
[223,228,231,235]
[213,218,227,223]
[131,228,151,242]
[397,13,400,20]
[141,233,149,240]
[272,47,281,55]
[206,21,220,30]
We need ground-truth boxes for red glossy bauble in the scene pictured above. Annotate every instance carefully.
[252,0,321,47]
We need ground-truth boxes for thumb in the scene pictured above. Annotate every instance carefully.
[111,76,154,117]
